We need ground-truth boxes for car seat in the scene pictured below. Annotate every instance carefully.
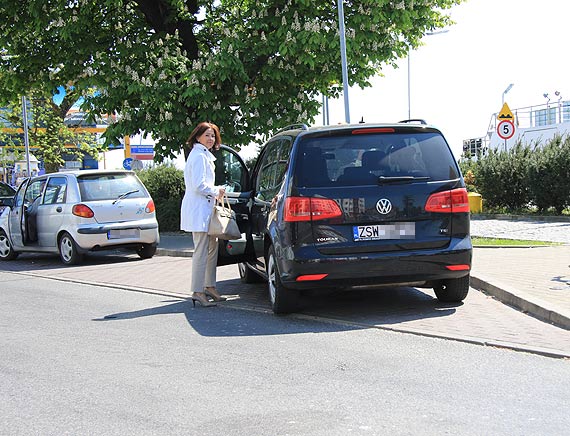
[362,150,387,173]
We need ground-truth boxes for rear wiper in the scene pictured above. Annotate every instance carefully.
[377,176,430,184]
[112,189,139,204]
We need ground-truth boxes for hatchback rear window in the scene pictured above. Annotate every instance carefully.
[78,173,148,201]
[294,131,459,187]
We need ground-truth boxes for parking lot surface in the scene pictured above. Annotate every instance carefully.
[2,252,569,358]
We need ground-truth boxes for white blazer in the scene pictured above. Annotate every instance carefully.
[180,143,221,232]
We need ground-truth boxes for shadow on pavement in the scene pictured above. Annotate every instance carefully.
[92,282,459,336]
[92,298,366,336]
[298,287,460,325]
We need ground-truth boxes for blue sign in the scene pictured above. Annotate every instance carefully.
[122,158,133,170]
[131,146,154,155]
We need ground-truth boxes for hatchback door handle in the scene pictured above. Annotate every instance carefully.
[56,207,62,212]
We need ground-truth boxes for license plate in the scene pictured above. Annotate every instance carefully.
[353,223,415,241]
[107,228,140,240]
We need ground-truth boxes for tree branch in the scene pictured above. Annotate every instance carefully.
[132,0,199,59]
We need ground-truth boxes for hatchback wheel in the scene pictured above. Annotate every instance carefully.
[137,244,157,259]
[434,275,470,302]
[59,232,84,265]
[0,230,18,260]
[238,262,263,284]
[266,246,299,314]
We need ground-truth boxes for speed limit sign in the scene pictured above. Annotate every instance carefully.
[497,120,515,140]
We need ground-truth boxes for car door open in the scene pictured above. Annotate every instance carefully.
[212,145,256,266]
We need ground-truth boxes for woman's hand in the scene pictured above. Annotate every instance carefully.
[217,186,226,199]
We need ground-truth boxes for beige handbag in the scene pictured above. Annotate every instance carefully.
[207,193,241,240]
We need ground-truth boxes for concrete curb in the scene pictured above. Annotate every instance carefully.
[156,249,193,257]
[470,275,570,330]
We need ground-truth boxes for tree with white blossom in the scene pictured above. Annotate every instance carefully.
[0,0,460,160]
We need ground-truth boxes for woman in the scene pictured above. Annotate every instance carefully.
[180,122,227,307]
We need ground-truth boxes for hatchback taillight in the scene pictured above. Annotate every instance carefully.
[72,204,95,218]
[425,188,470,213]
[284,197,342,222]
[145,200,155,213]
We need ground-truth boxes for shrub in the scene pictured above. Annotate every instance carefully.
[458,158,478,193]
[475,141,532,210]
[527,134,570,214]
[137,164,185,232]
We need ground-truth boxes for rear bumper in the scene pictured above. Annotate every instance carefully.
[275,241,472,290]
[76,221,159,234]
[72,226,160,252]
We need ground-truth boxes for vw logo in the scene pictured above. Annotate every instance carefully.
[376,198,392,215]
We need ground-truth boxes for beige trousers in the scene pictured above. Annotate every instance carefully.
[191,232,219,294]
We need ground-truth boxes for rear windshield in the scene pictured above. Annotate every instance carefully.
[294,131,460,187]
[78,173,148,201]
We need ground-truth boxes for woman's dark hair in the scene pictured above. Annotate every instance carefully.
[186,122,222,152]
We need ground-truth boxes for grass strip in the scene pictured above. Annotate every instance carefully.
[472,237,560,247]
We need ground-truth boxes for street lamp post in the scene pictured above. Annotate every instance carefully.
[407,52,411,120]
[555,91,562,123]
[21,96,31,177]
[502,83,514,105]
[337,0,350,124]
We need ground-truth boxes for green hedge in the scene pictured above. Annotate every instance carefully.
[137,164,185,232]
[459,135,570,214]
[527,135,570,213]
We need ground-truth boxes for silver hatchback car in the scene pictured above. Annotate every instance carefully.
[0,170,159,265]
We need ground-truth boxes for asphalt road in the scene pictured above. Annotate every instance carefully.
[2,252,569,357]
[1,271,569,436]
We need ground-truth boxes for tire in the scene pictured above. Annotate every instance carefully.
[434,275,470,302]
[266,246,299,314]
[58,232,84,265]
[238,262,264,283]
[137,244,157,259]
[0,230,18,260]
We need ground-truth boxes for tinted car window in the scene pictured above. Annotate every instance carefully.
[295,131,459,187]
[212,148,248,193]
[78,173,147,201]
[256,139,291,201]
[43,177,67,204]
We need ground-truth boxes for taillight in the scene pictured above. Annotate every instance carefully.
[72,204,94,218]
[296,274,328,281]
[145,200,155,213]
[284,197,342,222]
[446,265,470,271]
[425,188,470,213]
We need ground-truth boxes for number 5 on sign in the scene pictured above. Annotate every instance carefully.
[497,120,515,140]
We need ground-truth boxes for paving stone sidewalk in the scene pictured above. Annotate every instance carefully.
[158,218,570,330]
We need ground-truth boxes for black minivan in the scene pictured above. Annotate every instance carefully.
[213,122,472,313]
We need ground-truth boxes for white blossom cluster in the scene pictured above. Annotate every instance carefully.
[391,0,414,9]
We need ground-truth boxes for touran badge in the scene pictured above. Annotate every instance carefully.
[376,198,392,214]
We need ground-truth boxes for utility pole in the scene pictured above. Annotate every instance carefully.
[21,96,31,177]
[337,0,350,123]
